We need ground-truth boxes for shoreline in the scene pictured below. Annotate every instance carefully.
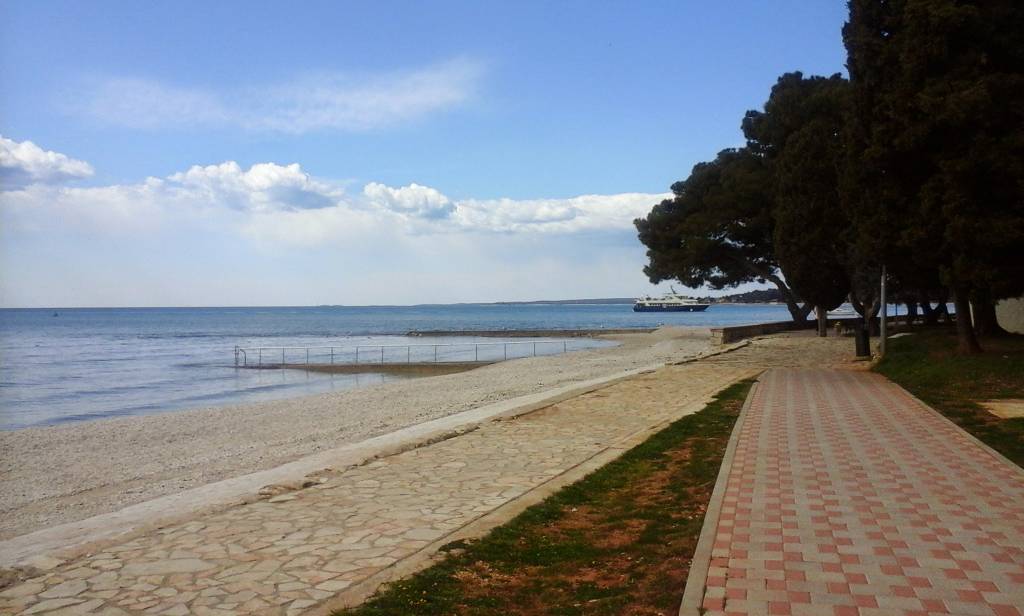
[0,327,711,541]
[406,327,658,337]
[2,330,621,433]
[301,361,491,376]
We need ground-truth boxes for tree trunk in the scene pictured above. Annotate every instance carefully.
[952,287,982,353]
[849,292,865,316]
[759,270,811,323]
[815,306,828,337]
[905,302,918,325]
[849,288,880,335]
[936,290,951,323]
[783,297,802,322]
[865,298,881,336]
[799,302,814,321]
[971,291,1009,337]
[780,292,813,323]
[919,293,937,325]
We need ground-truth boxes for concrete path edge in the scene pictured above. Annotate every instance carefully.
[312,368,760,615]
[678,376,762,616]
[1,340,752,572]
[881,374,1024,480]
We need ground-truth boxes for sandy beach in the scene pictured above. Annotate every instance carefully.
[0,327,711,541]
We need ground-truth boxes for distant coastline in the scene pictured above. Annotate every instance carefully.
[493,288,788,306]
[313,288,788,308]
[1,289,788,311]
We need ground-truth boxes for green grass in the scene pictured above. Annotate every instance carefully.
[335,379,755,616]
[875,327,1024,468]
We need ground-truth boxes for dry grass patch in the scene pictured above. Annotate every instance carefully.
[336,380,753,616]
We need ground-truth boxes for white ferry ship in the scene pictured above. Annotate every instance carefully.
[633,287,711,312]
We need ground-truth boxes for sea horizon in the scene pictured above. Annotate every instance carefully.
[0,290,794,310]
[0,303,796,430]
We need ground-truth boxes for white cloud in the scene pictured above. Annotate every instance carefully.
[239,203,384,247]
[452,192,663,233]
[6,182,169,232]
[0,135,94,189]
[73,59,483,133]
[77,78,228,130]
[168,161,341,212]
[1,139,666,247]
[0,142,677,306]
[1,158,346,236]
[363,182,454,219]
[360,182,667,234]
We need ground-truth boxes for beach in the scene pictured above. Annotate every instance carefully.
[0,327,711,541]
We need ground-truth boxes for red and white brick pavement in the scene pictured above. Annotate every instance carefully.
[688,368,1024,616]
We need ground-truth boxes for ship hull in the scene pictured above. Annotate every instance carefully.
[632,304,710,312]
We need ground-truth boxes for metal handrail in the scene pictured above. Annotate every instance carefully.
[233,339,573,368]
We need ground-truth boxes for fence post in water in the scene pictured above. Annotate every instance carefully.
[258,348,262,368]
[533,342,537,357]
[306,348,309,365]
[356,347,360,364]
[331,347,334,364]
[563,341,567,353]
[407,346,410,363]
[380,346,384,364]
[434,345,437,363]
[475,345,479,362]
[504,343,507,360]
[282,348,286,366]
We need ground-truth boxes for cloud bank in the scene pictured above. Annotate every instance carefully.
[0,136,94,189]
[0,136,666,242]
[0,136,669,306]
[73,59,483,133]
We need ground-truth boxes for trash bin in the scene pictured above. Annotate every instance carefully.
[854,325,870,358]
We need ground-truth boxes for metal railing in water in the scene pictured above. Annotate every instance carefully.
[233,340,578,368]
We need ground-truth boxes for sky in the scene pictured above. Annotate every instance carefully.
[0,1,849,307]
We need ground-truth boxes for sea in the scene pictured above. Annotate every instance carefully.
[0,303,794,430]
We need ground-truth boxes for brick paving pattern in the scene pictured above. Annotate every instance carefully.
[695,368,1024,616]
[0,363,756,615]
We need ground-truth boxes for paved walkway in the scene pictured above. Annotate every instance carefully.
[686,368,1024,616]
[0,362,757,615]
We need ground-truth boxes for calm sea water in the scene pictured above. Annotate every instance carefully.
[0,303,792,430]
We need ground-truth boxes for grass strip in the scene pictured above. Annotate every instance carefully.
[336,378,755,616]
[875,327,1024,468]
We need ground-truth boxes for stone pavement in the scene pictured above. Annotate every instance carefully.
[0,362,757,615]
[684,368,1024,616]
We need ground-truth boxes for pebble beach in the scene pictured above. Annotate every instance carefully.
[0,327,711,541]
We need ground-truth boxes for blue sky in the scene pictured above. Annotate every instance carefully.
[0,1,849,307]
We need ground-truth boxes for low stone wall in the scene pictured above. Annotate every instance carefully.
[710,317,887,345]
[710,321,807,344]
